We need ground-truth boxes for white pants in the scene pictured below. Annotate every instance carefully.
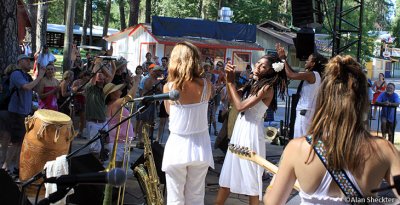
[165,162,209,205]
[87,121,108,153]
[294,110,312,138]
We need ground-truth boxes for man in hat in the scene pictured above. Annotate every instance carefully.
[0,55,45,173]
[37,44,56,69]
[85,58,116,160]
[136,65,165,148]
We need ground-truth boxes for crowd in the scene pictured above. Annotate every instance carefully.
[0,40,399,205]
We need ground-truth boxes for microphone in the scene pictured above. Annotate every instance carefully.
[130,90,180,103]
[97,56,118,61]
[44,168,126,186]
[371,175,400,194]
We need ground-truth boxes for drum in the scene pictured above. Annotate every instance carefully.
[19,109,75,181]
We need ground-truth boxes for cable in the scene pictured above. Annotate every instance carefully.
[35,181,45,205]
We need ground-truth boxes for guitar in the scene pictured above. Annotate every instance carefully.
[228,144,301,191]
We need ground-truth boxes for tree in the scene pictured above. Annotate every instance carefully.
[26,0,38,54]
[102,0,112,48]
[129,0,140,26]
[119,0,127,30]
[145,0,151,23]
[81,0,91,46]
[36,0,49,52]
[0,0,18,72]
[63,0,77,72]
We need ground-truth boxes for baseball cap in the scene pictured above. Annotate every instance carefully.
[17,54,33,62]
[148,64,156,70]
[152,65,165,72]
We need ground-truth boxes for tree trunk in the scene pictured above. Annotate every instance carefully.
[0,0,18,72]
[81,0,90,46]
[119,0,126,30]
[102,0,112,48]
[27,0,38,54]
[63,0,77,72]
[145,0,151,23]
[64,0,67,24]
[36,0,48,52]
[198,0,203,18]
[89,0,93,46]
[128,0,140,26]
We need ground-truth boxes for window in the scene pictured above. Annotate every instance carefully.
[200,48,226,64]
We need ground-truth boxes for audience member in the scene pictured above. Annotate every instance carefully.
[36,44,56,69]
[37,64,60,110]
[375,83,400,143]
[372,73,387,119]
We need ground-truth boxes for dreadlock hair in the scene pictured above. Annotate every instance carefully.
[242,55,288,111]
[309,53,328,76]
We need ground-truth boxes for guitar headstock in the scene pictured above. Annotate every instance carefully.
[228,144,256,160]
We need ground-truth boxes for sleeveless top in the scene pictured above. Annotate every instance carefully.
[39,86,58,111]
[297,71,321,111]
[168,79,209,135]
[162,78,214,171]
[299,170,363,204]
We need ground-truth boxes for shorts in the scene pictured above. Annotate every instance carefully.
[159,101,169,118]
[0,111,27,143]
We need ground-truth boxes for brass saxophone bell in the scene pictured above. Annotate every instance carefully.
[265,126,279,140]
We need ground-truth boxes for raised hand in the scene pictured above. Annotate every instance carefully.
[275,43,287,60]
[225,62,236,83]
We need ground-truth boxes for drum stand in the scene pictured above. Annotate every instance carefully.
[19,101,153,205]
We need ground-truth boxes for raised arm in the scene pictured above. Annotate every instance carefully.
[275,43,316,83]
[225,62,272,112]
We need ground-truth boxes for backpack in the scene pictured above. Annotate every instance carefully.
[0,69,28,111]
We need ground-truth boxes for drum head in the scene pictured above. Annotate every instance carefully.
[34,109,71,124]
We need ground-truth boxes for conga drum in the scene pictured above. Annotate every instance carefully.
[19,109,75,181]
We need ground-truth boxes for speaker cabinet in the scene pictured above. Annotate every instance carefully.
[0,169,32,205]
[66,153,105,205]
[294,28,315,61]
[291,0,323,28]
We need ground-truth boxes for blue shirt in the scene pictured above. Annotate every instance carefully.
[376,92,400,123]
[8,70,33,115]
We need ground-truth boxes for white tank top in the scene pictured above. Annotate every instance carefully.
[168,79,209,135]
[297,71,321,110]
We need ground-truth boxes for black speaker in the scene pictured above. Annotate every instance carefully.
[291,0,323,28]
[66,153,105,205]
[294,28,315,61]
[0,169,32,205]
[131,142,166,185]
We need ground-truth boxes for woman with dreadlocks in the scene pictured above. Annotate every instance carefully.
[276,43,328,138]
[215,55,287,205]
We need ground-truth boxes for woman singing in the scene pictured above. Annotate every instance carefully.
[162,42,214,205]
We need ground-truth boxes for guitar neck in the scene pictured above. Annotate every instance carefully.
[251,155,301,191]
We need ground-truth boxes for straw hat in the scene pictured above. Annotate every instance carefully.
[103,83,125,97]
[115,58,128,70]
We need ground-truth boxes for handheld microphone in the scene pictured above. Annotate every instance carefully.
[44,168,126,186]
[97,56,118,61]
[371,175,400,194]
[130,90,180,103]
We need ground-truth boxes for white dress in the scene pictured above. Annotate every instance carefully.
[162,79,214,171]
[219,100,267,200]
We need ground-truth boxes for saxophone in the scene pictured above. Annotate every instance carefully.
[134,123,164,205]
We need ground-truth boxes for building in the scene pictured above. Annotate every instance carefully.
[46,24,119,48]
[105,16,264,72]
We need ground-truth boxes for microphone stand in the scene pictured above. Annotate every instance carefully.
[19,99,152,205]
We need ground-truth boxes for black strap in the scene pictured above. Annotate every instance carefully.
[296,80,304,96]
